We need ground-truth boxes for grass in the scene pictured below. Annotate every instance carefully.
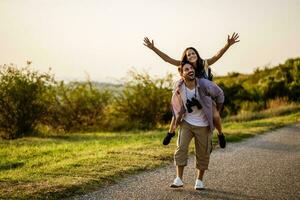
[222,112,300,142]
[0,111,300,199]
[224,103,300,123]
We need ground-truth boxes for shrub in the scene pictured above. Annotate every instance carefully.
[47,80,113,132]
[218,82,252,116]
[240,101,265,112]
[0,64,55,139]
[110,70,173,130]
[288,81,300,101]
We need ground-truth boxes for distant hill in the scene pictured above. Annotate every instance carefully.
[90,81,123,92]
[65,81,124,93]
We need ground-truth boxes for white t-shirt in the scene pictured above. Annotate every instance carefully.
[180,84,209,127]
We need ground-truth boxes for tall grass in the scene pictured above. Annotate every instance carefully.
[224,102,300,123]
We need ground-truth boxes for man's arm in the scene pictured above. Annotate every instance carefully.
[168,116,176,132]
[206,32,240,66]
[143,37,181,66]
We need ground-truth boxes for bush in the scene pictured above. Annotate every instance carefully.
[260,76,288,100]
[239,101,265,113]
[0,64,55,139]
[46,80,113,132]
[288,81,300,101]
[110,70,173,130]
[218,82,252,116]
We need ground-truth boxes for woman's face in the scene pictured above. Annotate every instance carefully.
[186,49,198,64]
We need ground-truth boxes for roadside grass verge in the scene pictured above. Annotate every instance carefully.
[221,112,300,143]
[223,103,300,123]
[0,111,299,199]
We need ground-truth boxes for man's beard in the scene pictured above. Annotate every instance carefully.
[186,76,195,81]
[186,73,195,81]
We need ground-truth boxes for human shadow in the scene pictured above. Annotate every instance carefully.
[171,187,259,200]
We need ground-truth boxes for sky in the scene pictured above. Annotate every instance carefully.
[0,0,299,82]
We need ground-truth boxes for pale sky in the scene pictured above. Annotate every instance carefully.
[1,0,299,82]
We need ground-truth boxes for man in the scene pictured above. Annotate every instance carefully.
[168,63,224,190]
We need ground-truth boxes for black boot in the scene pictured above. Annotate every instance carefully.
[218,133,226,148]
[163,132,175,145]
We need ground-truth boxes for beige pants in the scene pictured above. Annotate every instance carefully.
[174,120,212,170]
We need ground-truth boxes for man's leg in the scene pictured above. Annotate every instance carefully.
[193,126,211,190]
[176,165,184,180]
[197,169,205,180]
[171,121,193,187]
[194,169,206,190]
[168,116,176,133]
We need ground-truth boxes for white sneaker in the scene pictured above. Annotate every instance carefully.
[194,179,205,190]
[170,177,183,188]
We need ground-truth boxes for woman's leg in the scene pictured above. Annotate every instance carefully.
[213,104,226,148]
[212,104,222,135]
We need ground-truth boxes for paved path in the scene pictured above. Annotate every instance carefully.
[70,124,300,200]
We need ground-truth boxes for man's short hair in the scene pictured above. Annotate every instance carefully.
[178,62,192,75]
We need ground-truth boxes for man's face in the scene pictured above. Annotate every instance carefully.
[181,64,195,81]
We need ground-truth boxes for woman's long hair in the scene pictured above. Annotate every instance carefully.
[180,47,204,77]
[179,47,213,81]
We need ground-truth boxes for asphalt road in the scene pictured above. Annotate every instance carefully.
[70,123,300,200]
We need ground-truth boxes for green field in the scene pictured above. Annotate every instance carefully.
[1,111,300,199]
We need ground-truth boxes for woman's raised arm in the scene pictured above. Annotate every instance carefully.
[143,37,181,67]
[207,32,240,66]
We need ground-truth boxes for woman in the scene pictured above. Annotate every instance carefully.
[143,33,239,148]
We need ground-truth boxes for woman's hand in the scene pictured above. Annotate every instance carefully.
[143,37,155,50]
[143,37,181,66]
[207,32,240,66]
[227,32,240,46]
